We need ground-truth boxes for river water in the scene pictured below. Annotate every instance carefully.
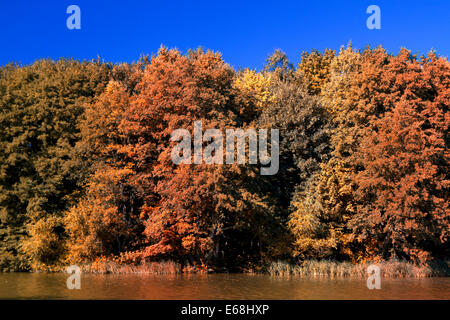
[0,273,449,299]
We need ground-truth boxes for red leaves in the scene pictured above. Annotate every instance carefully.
[26,47,448,269]
[121,48,238,261]
[353,51,450,263]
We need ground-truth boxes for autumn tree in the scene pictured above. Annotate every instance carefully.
[65,73,145,263]
[263,49,294,81]
[0,59,110,270]
[119,48,276,269]
[351,51,450,263]
[259,75,333,260]
[300,47,449,262]
[260,49,337,260]
[1,46,448,271]
[64,165,140,263]
[288,45,395,261]
[233,69,273,124]
[296,49,335,95]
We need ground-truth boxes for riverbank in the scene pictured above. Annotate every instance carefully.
[267,260,450,278]
[32,259,450,278]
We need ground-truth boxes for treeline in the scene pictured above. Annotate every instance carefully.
[0,46,448,272]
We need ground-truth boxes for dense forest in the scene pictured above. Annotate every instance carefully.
[0,45,448,272]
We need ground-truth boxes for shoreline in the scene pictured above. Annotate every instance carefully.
[21,259,450,278]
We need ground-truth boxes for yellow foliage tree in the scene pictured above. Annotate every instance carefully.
[64,166,137,263]
[296,49,335,95]
[21,216,66,270]
[234,69,273,123]
[288,46,366,261]
[288,159,354,259]
[65,77,144,264]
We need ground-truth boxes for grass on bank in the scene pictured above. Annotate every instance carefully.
[267,260,450,278]
[80,260,183,274]
[74,259,450,278]
[73,259,212,274]
[30,258,449,278]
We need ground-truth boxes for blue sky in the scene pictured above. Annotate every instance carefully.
[1,0,449,70]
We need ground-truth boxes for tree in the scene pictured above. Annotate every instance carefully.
[263,49,294,81]
[233,69,273,124]
[120,48,282,269]
[65,76,145,264]
[290,46,401,261]
[121,48,236,264]
[64,165,139,263]
[258,61,333,259]
[283,46,361,260]
[296,49,335,95]
[0,59,110,270]
[351,51,450,263]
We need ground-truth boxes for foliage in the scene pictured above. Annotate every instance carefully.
[296,49,335,95]
[0,59,111,270]
[233,69,273,123]
[351,51,450,263]
[121,48,281,268]
[0,46,448,271]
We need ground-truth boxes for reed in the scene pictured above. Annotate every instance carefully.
[79,260,183,274]
[76,259,215,274]
[267,259,450,278]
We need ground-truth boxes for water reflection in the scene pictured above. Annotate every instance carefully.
[0,273,449,300]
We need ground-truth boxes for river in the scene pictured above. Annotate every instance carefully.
[0,273,449,299]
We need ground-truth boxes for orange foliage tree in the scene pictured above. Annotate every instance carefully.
[122,48,278,268]
[351,51,450,263]
[65,63,146,263]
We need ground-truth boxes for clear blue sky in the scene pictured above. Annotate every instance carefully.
[1,0,449,70]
